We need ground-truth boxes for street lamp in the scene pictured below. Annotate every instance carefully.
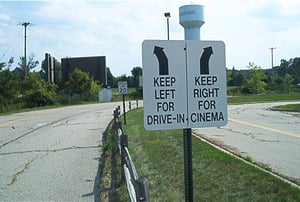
[164,12,171,40]
[269,47,276,69]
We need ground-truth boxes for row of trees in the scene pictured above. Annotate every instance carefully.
[0,56,57,111]
[0,56,97,112]
[227,57,300,95]
[107,66,142,88]
[0,56,143,113]
[1,54,299,112]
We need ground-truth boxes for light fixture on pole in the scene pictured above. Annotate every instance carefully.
[269,47,276,69]
[164,12,171,40]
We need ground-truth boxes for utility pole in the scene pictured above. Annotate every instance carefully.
[269,47,276,69]
[22,22,30,78]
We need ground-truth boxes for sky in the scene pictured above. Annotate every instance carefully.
[0,0,300,76]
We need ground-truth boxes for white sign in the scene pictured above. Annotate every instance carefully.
[142,40,227,130]
[118,81,128,94]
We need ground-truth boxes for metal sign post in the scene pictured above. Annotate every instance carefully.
[142,39,227,201]
[183,128,193,201]
[122,94,126,124]
[142,4,228,202]
[118,81,128,124]
[180,5,204,202]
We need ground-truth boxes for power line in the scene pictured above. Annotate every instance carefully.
[0,28,23,62]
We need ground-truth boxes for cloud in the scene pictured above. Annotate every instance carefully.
[0,13,10,21]
[250,0,300,32]
[27,0,190,74]
[0,0,299,75]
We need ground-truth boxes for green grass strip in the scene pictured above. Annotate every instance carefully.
[122,109,300,201]
[272,104,300,112]
[228,93,300,104]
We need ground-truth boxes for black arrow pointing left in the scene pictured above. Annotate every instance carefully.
[153,46,169,75]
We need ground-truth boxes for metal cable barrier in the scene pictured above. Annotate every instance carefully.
[112,106,150,202]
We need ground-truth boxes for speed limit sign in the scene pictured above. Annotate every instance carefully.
[118,81,128,94]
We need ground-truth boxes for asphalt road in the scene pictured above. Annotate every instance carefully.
[0,102,128,201]
[193,101,300,184]
[1,100,299,200]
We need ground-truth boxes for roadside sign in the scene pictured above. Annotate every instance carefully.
[142,40,227,130]
[118,81,128,95]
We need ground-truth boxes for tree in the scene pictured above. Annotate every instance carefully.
[272,76,285,92]
[235,72,246,86]
[14,55,39,79]
[227,67,246,87]
[66,68,101,100]
[277,59,289,77]
[0,62,6,71]
[106,67,116,88]
[22,72,57,107]
[131,66,142,87]
[7,57,14,70]
[226,68,232,86]
[246,62,267,94]
[130,66,143,99]
[115,74,131,86]
[274,58,300,85]
[287,58,300,84]
[284,73,294,93]
[0,69,20,110]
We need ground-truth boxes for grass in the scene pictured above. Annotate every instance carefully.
[111,87,140,101]
[2,90,298,115]
[272,104,300,112]
[118,108,300,201]
[228,92,300,104]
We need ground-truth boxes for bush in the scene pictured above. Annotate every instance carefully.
[22,73,57,108]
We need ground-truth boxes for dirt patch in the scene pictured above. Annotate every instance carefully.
[99,127,124,202]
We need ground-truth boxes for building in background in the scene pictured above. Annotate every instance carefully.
[61,56,107,86]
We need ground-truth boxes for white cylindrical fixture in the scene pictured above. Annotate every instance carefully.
[179,4,204,40]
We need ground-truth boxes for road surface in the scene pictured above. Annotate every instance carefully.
[193,101,300,184]
[0,102,128,201]
[1,100,299,201]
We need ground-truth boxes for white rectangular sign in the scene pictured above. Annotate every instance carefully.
[187,41,227,128]
[142,40,227,130]
[118,81,128,94]
[143,41,187,130]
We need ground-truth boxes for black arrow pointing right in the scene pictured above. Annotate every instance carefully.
[153,46,169,75]
[200,46,213,75]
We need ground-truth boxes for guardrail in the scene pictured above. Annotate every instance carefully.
[112,106,150,202]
